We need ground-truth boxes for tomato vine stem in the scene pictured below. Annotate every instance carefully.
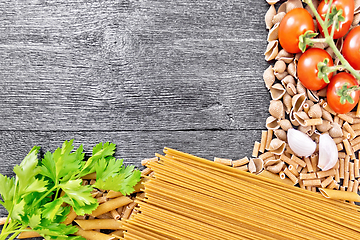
[302,0,360,83]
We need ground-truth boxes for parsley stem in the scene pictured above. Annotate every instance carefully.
[32,185,57,208]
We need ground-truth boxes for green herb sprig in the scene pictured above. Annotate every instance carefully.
[0,140,141,240]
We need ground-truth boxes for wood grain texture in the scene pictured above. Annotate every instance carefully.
[0,0,270,131]
[0,0,271,229]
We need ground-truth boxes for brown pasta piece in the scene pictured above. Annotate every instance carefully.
[304,157,314,173]
[91,196,133,218]
[283,167,298,185]
[300,172,317,180]
[344,171,350,188]
[280,153,298,168]
[343,122,357,140]
[317,168,336,179]
[214,157,232,166]
[235,165,249,171]
[291,155,306,168]
[350,162,355,181]
[232,157,250,167]
[265,129,273,150]
[338,114,354,124]
[355,159,360,178]
[259,131,268,153]
[252,141,261,158]
[321,176,335,188]
[303,179,322,187]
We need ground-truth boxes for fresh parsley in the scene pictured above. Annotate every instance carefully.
[0,140,141,240]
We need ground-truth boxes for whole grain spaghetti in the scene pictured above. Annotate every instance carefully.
[122,148,360,240]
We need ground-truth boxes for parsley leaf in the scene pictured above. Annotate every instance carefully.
[94,157,141,195]
[0,140,141,240]
[80,142,116,176]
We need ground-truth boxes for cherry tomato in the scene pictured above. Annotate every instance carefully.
[317,0,354,39]
[327,72,360,114]
[342,26,360,70]
[278,8,315,54]
[297,48,334,91]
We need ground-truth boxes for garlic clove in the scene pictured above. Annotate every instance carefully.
[318,134,338,171]
[287,128,316,157]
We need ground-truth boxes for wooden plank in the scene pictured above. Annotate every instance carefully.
[0,129,262,174]
[0,0,270,131]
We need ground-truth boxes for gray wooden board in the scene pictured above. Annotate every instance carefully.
[0,0,271,232]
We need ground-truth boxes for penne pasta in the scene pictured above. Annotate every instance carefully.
[121,202,138,220]
[214,157,232,166]
[107,190,123,199]
[355,159,360,178]
[300,172,317,180]
[81,172,96,180]
[302,179,322,187]
[304,157,314,173]
[350,162,355,181]
[75,226,115,240]
[319,188,360,202]
[252,141,261,158]
[339,158,345,179]
[232,157,250,167]
[338,114,354,124]
[75,219,122,230]
[111,209,121,220]
[280,153,298,168]
[304,118,323,126]
[343,122,356,140]
[62,207,77,225]
[265,129,273,150]
[321,176,334,188]
[235,164,249,171]
[90,196,133,217]
[316,169,336,179]
[291,155,306,168]
[259,131,268,153]
[16,230,42,239]
[343,139,354,156]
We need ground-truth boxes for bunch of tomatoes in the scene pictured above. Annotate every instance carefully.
[278,0,360,114]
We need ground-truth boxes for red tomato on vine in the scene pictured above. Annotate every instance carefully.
[297,48,334,91]
[317,0,354,39]
[327,72,360,114]
[278,8,315,54]
[342,26,360,70]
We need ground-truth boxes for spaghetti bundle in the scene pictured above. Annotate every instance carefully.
[122,148,360,240]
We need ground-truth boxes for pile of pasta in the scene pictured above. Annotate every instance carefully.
[233,0,360,197]
[122,148,360,239]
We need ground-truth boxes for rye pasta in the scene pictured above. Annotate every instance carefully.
[122,148,360,239]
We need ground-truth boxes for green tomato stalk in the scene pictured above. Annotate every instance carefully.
[301,0,360,104]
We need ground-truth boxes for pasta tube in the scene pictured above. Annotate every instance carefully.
[75,227,115,240]
[75,219,122,230]
[62,207,77,225]
[16,230,42,239]
[90,196,133,217]
[319,188,360,202]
